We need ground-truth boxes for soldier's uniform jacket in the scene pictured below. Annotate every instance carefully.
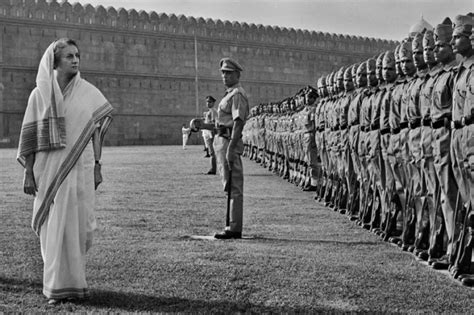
[389,77,406,131]
[453,56,474,123]
[408,68,429,124]
[431,59,457,122]
[379,82,395,134]
[360,87,374,132]
[400,75,417,129]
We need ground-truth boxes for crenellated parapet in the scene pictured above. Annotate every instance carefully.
[0,0,397,52]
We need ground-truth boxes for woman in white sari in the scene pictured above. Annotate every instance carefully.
[17,38,113,304]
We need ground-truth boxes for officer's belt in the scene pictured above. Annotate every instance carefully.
[380,127,391,135]
[409,118,421,129]
[370,122,379,131]
[451,120,463,129]
[216,125,232,139]
[400,121,409,130]
[462,115,474,126]
[339,123,348,130]
[391,127,401,135]
[431,115,451,129]
[361,125,370,132]
[422,117,431,127]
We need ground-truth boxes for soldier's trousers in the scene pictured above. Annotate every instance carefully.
[303,132,319,186]
[205,136,216,173]
[432,127,459,257]
[214,136,244,233]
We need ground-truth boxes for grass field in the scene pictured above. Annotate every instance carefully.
[1,145,473,313]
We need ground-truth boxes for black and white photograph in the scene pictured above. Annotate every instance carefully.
[1,0,473,312]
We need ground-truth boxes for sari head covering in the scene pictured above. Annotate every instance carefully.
[17,40,67,166]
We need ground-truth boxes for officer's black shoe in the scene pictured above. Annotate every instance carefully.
[214,230,242,239]
[431,257,450,270]
[461,276,474,287]
[206,170,216,175]
[303,185,317,192]
[417,251,429,261]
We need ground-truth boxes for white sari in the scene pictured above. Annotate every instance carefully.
[17,42,113,299]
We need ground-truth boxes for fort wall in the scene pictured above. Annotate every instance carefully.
[0,0,397,146]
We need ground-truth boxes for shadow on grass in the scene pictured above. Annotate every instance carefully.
[0,276,42,289]
[248,236,380,246]
[83,289,338,313]
[180,235,379,246]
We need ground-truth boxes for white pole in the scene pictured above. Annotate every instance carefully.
[194,34,199,117]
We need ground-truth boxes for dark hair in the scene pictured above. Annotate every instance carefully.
[53,38,79,68]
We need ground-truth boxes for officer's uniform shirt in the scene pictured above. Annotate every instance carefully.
[216,83,249,128]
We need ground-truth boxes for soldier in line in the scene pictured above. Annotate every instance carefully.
[240,12,473,287]
[365,53,385,231]
[399,39,419,251]
[340,65,357,216]
[449,14,474,284]
[347,62,368,219]
[315,77,329,201]
[202,95,217,174]
[377,51,396,240]
[408,32,432,257]
[357,58,377,226]
[419,29,443,263]
[429,18,459,268]
[301,87,320,191]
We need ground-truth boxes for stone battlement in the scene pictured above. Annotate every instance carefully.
[1,0,396,53]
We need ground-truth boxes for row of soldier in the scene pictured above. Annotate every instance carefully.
[242,14,474,286]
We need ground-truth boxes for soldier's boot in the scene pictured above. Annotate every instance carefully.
[324,175,333,206]
[331,179,341,211]
[451,211,474,279]
[349,185,360,219]
[362,185,374,227]
[384,195,403,242]
[338,182,348,214]
[242,144,248,157]
[369,190,381,232]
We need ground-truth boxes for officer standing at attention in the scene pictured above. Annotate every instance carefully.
[203,95,218,174]
[214,57,250,239]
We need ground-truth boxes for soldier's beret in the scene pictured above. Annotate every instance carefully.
[366,58,376,73]
[434,17,453,44]
[412,33,424,53]
[351,63,358,79]
[344,66,353,80]
[220,57,244,72]
[357,62,367,75]
[206,95,216,102]
[453,14,473,38]
[423,29,435,48]
[399,40,413,61]
[383,51,396,68]
[376,53,384,68]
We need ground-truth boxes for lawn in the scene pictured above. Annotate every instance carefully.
[1,145,473,313]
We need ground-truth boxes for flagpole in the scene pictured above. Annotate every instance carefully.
[194,34,199,117]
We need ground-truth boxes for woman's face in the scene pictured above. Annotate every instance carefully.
[56,45,80,77]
